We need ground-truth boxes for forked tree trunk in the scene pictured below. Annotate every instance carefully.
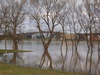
[39,47,53,69]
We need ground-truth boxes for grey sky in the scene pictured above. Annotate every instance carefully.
[23,0,83,33]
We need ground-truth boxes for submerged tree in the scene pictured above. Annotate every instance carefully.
[29,0,67,69]
[0,0,26,64]
[75,0,100,74]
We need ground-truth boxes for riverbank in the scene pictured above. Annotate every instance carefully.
[0,62,86,75]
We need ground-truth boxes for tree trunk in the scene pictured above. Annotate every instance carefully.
[10,40,18,64]
[39,47,53,69]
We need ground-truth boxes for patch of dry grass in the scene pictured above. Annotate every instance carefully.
[0,63,87,75]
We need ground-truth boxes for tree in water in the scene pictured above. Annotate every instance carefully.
[28,0,67,69]
[1,0,26,64]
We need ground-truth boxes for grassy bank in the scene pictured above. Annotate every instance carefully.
[0,63,87,75]
[0,49,32,54]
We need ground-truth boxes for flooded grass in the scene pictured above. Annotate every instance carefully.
[0,49,32,54]
[0,62,86,75]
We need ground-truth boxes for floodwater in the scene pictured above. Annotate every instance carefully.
[0,40,100,75]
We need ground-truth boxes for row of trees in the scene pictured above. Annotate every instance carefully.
[0,0,100,75]
[0,0,26,63]
[28,1,100,75]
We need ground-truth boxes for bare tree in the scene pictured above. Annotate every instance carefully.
[0,2,11,54]
[1,0,26,64]
[58,8,69,71]
[75,0,100,75]
[0,3,8,41]
[29,0,67,69]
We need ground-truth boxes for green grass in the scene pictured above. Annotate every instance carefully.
[0,49,32,54]
[0,62,87,75]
